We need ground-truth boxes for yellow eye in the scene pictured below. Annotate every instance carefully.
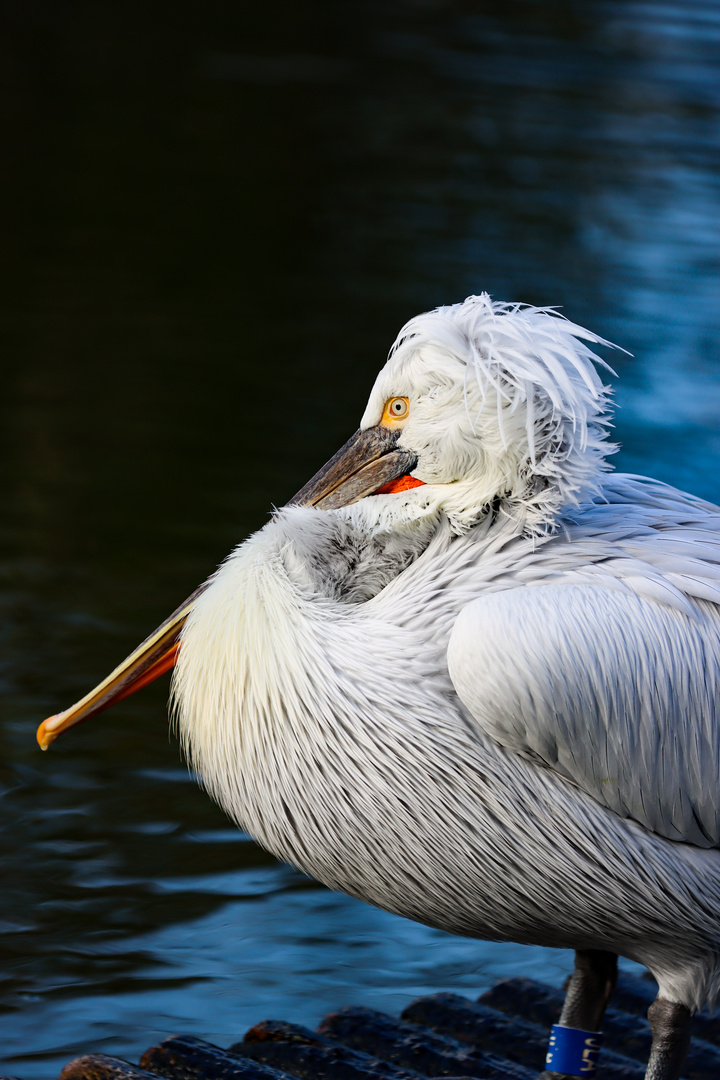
[381,397,410,427]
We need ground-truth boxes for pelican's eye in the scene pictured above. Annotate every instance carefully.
[381,396,410,428]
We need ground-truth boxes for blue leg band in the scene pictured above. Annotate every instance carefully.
[545,1024,604,1076]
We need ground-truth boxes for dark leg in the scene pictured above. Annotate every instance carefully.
[644,997,692,1080]
[540,949,617,1078]
[558,949,618,1030]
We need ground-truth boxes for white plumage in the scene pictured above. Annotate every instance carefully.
[41,294,720,1080]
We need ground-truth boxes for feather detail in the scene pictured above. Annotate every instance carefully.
[363,294,620,535]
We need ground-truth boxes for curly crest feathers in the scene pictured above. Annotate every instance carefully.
[387,294,619,533]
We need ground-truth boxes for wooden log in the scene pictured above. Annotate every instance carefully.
[58,1056,163,1080]
[318,1005,536,1079]
[610,972,660,1016]
[140,1036,291,1080]
[23,974,720,1080]
[479,978,720,1080]
[231,1018,430,1079]
[242,1022,322,1047]
[403,992,643,1080]
[479,976,573,1029]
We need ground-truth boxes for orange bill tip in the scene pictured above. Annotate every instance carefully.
[35,641,180,750]
[37,715,61,751]
[34,588,200,751]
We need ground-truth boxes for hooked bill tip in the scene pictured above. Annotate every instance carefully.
[37,715,62,751]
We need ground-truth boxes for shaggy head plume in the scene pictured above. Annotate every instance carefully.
[361,294,617,534]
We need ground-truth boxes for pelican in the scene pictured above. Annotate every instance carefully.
[38,294,720,1080]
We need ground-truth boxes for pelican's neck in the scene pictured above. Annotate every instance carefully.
[269,503,442,603]
[172,504,446,828]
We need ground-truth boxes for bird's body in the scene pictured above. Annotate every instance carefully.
[174,473,720,1013]
[40,295,720,1079]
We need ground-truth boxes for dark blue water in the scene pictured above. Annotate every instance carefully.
[1,2,719,1075]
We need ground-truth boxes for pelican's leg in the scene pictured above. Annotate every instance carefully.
[556,948,618,1031]
[541,949,617,1078]
[644,997,692,1080]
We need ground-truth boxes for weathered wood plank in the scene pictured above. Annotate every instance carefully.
[58,1055,164,1080]
[140,1035,292,1080]
[403,992,643,1080]
[231,1018,431,1079]
[319,1005,536,1079]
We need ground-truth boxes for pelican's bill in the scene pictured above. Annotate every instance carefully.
[290,424,417,507]
[37,422,421,749]
[36,588,205,750]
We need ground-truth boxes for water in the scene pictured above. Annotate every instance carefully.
[1,1,719,1075]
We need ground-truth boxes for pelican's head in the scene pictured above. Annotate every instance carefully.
[37,293,615,749]
[297,293,615,536]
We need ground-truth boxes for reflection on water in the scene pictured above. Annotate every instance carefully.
[1,1,719,1075]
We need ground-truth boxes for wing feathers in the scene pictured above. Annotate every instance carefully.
[448,582,720,847]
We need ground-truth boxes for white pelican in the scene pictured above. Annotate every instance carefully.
[38,295,720,1080]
